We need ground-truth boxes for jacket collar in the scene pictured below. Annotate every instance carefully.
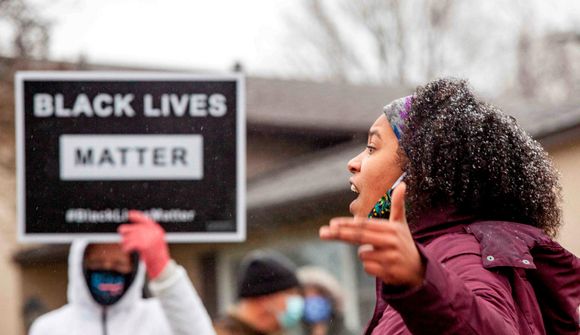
[410,206,474,242]
[409,206,550,270]
[467,221,547,270]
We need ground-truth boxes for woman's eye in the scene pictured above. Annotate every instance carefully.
[366,145,376,154]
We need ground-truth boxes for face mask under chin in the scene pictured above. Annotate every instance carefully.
[368,172,407,219]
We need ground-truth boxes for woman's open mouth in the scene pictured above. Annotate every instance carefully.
[350,182,359,194]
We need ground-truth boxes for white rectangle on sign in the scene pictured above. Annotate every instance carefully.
[60,135,203,180]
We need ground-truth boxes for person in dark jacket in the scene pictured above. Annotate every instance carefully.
[320,78,580,334]
[214,251,304,335]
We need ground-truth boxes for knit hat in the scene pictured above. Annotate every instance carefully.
[237,250,300,298]
[383,95,413,140]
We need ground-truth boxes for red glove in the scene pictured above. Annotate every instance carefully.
[118,210,170,279]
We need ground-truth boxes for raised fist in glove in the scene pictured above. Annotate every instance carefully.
[118,210,170,279]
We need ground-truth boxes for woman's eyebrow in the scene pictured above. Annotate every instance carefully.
[368,129,382,140]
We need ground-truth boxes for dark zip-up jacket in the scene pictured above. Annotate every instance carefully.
[365,210,580,335]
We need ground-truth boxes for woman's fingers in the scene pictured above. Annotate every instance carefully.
[329,217,390,230]
[361,260,384,278]
[320,224,399,248]
[320,216,404,245]
[359,248,398,263]
[329,220,395,235]
[358,244,374,254]
[319,226,333,240]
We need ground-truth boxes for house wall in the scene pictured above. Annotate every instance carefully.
[20,261,67,329]
[0,75,22,335]
[246,134,320,179]
[246,131,345,179]
[549,138,580,255]
[0,166,22,335]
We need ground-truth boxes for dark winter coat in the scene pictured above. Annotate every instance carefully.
[214,314,268,335]
[364,209,580,335]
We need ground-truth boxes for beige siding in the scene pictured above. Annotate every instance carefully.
[550,139,580,256]
[21,263,68,311]
[246,135,320,179]
[0,167,22,335]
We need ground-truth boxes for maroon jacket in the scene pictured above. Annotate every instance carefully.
[364,211,580,335]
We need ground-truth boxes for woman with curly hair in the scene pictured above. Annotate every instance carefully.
[320,78,580,334]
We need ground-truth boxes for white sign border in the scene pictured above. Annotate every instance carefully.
[15,71,246,244]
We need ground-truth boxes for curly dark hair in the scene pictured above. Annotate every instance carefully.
[400,78,562,237]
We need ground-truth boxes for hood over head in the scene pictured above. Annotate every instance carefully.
[67,240,146,311]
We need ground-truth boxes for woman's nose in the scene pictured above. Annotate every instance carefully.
[347,152,362,174]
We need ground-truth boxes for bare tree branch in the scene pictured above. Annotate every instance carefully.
[0,0,52,59]
[298,0,365,82]
[341,0,403,83]
[424,0,454,80]
[286,0,451,85]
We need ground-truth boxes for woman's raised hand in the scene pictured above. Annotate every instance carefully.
[320,183,425,288]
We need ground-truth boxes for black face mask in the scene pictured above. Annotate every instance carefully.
[83,251,139,306]
[85,270,132,306]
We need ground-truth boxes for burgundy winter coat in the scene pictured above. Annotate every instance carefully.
[364,209,580,335]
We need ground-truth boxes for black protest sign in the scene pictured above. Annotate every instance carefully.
[16,72,246,243]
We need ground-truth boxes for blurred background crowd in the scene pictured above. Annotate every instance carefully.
[0,0,578,334]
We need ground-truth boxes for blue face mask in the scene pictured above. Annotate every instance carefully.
[303,296,333,324]
[277,295,305,329]
[86,270,130,306]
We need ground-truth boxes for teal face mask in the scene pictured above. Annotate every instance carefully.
[277,295,305,329]
[368,173,406,219]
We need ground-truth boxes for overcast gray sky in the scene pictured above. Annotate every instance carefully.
[28,0,580,95]
[44,0,297,73]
